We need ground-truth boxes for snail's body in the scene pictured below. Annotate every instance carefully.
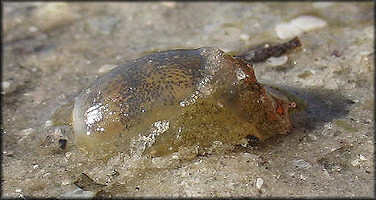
[72,41,299,158]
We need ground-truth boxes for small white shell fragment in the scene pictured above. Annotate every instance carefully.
[267,55,288,66]
[255,177,264,189]
[98,64,118,73]
[275,16,327,39]
[358,154,367,161]
[351,154,367,166]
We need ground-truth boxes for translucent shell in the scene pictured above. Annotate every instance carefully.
[72,47,296,158]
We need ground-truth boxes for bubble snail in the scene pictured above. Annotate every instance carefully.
[72,37,301,158]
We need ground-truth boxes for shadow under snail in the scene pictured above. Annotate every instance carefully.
[69,37,302,158]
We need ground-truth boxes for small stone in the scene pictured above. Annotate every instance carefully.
[335,166,342,172]
[98,64,118,73]
[255,177,264,189]
[331,50,343,58]
[15,188,22,193]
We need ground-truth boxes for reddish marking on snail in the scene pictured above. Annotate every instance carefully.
[276,105,284,115]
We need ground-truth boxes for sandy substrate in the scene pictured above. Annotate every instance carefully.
[2,2,374,198]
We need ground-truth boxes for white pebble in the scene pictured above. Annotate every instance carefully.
[267,55,288,66]
[98,64,118,73]
[240,33,250,40]
[255,177,264,189]
[15,188,22,193]
[275,16,327,39]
